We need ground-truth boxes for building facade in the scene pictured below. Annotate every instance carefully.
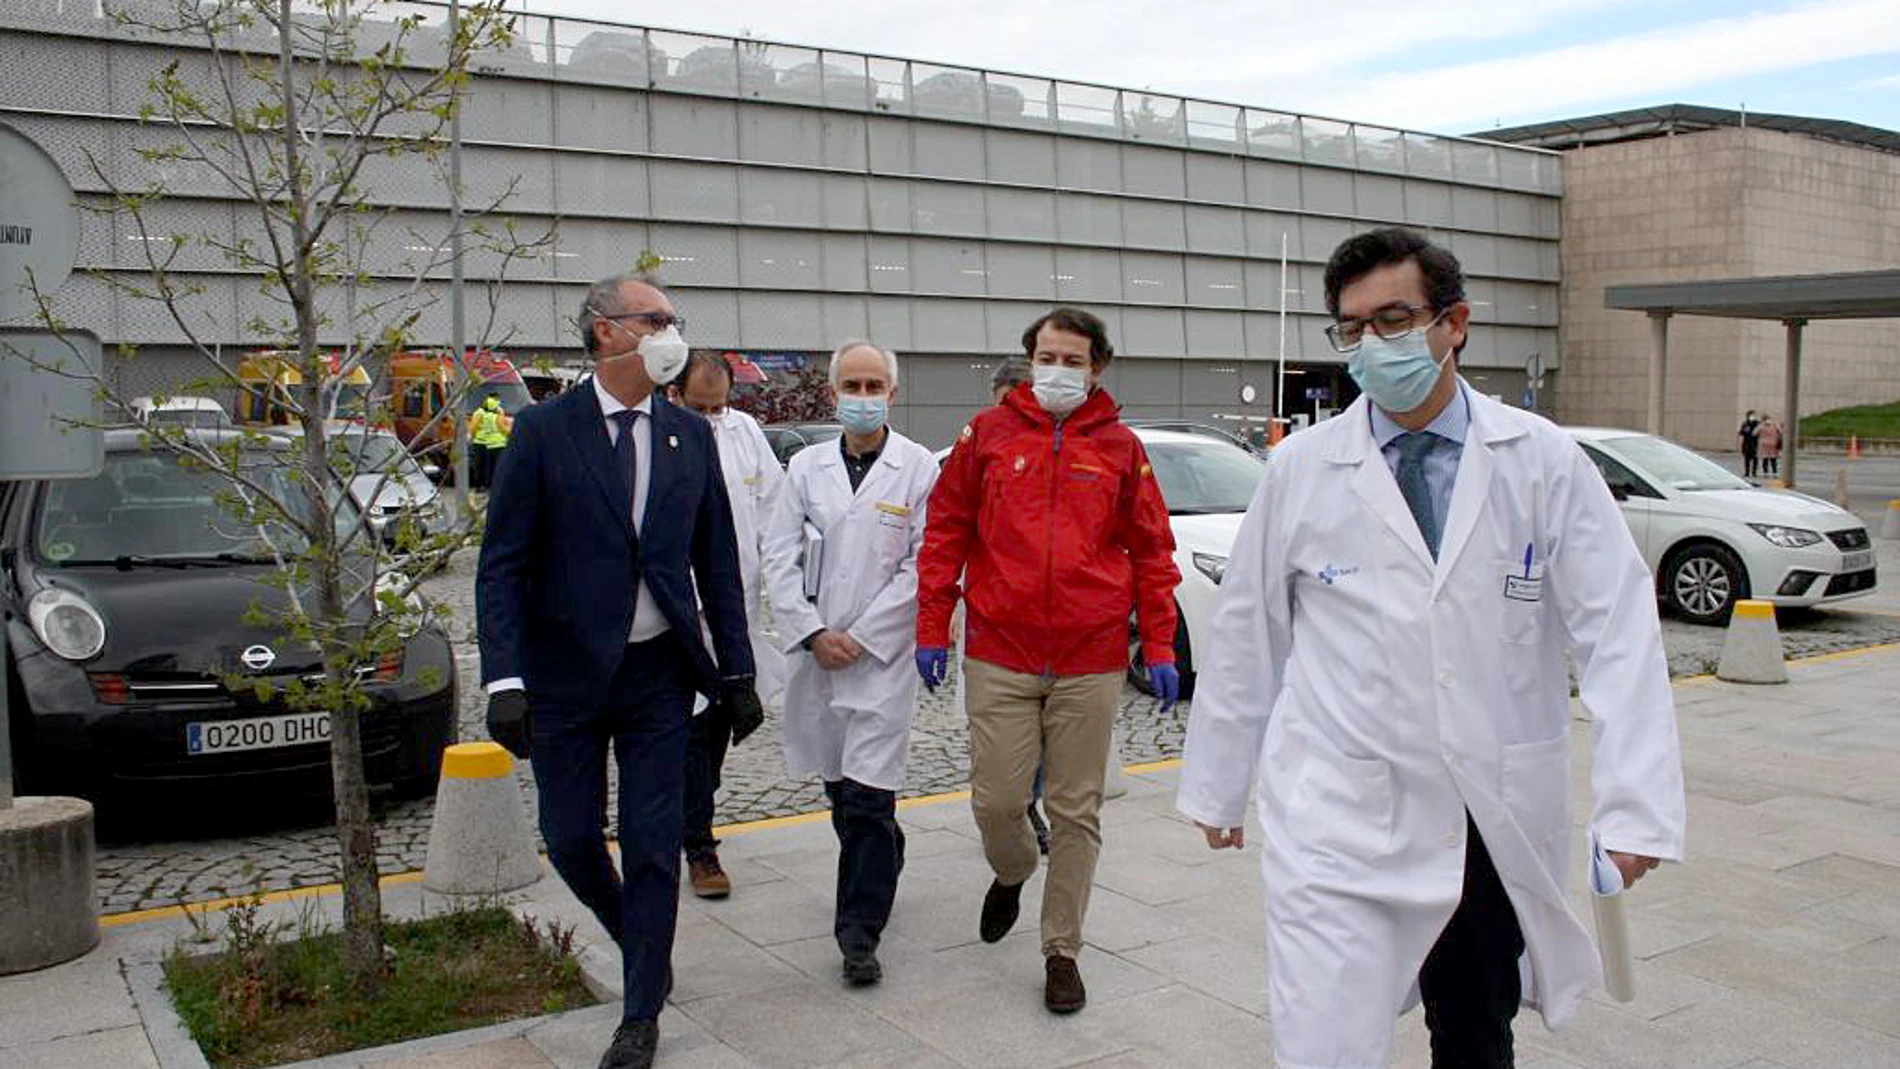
[2,2,1562,447]
[1488,105,1900,452]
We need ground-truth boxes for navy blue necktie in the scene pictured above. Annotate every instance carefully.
[1395,431,1440,559]
[611,409,640,521]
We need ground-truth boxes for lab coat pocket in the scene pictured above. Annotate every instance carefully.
[1497,557,1546,644]
[1292,746,1396,866]
[874,505,911,561]
[1501,734,1571,859]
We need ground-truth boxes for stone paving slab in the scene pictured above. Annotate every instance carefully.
[10,642,1900,1069]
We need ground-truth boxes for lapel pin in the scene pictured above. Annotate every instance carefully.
[667,435,679,449]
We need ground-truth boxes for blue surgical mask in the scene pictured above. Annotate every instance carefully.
[836,395,889,435]
[1347,328,1452,414]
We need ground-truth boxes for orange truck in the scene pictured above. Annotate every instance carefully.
[233,351,374,430]
[387,349,531,473]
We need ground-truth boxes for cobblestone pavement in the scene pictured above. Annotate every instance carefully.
[94,539,1900,914]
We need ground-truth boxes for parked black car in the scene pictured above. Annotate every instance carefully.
[762,421,844,467]
[1,431,456,813]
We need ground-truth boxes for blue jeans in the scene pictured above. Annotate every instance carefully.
[530,635,694,1023]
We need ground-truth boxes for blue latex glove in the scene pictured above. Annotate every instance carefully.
[915,647,948,692]
[1151,663,1180,712]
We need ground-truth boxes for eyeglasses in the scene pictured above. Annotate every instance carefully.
[595,310,686,333]
[1324,303,1444,353]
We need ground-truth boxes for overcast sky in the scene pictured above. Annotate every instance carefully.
[514,0,1900,136]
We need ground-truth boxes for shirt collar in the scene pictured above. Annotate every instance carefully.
[593,373,652,420]
[1370,376,1471,450]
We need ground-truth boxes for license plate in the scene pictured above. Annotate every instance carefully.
[1843,551,1874,572]
[187,712,331,755]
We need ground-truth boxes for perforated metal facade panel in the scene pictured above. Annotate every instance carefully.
[2,13,1563,423]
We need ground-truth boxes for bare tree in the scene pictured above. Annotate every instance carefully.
[15,0,547,994]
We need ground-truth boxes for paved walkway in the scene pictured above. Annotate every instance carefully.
[8,644,1900,1068]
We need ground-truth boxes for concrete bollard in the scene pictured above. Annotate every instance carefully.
[1833,469,1852,510]
[1882,500,1900,541]
[1717,600,1787,685]
[0,796,99,975]
[423,742,543,895]
[1103,722,1129,800]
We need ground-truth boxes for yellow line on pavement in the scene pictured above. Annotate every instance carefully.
[1787,640,1900,666]
[100,871,426,928]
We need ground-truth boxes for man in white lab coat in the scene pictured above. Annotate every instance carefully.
[761,341,937,987]
[1178,227,1685,1069]
[666,351,787,899]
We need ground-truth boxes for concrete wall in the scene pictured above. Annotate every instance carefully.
[1555,126,1900,450]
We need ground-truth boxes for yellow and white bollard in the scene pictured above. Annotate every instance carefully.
[1716,600,1787,685]
[422,742,543,895]
[1881,499,1900,541]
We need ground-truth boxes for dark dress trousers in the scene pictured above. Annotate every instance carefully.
[476,381,753,1023]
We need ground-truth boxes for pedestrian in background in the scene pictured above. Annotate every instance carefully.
[1757,412,1783,477]
[1179,227,1683,1069]
[665,350,788,900]
[468,393,510,490]
[1739,409,1762,478]
[477,274,764,1069]
[761,341,937,987]
[916,307,1180,1015]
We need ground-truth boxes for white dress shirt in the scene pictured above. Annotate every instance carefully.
[485,376,670,696]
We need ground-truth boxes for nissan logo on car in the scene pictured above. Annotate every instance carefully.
[240,644,276,671]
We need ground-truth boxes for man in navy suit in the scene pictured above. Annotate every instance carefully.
[477,274,763,1069]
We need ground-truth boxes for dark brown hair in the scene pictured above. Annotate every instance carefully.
[1021,307,1115,368]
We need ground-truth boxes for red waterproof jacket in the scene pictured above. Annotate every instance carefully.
[917,384,1180,676]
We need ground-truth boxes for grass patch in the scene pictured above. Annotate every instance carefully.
[164,897,595,1069]
[1801,400,1900,441]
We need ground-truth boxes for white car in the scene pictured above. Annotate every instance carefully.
[128,395,231,430]
[1569,428,1876,624]
[934,426,1267,699]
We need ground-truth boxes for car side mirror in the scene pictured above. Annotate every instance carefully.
[1608,481,1632,502]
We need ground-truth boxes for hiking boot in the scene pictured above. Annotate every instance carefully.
[979,877,1024,943]
[1044,954,1086,1014]
[688,851,731,899]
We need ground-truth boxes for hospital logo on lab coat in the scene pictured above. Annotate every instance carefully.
[1316,563,1360,586]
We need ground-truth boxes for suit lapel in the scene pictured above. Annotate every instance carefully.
[645,398,681,522]
[566,386,635,542]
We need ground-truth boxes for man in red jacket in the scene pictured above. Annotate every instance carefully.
[915,306,1181,1014]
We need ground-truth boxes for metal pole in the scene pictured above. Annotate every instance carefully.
[1784,318,1805,488]
[1276,231,1288,423]
[449,0,470,504]
[1,622,13,808]
[1646,311,1671,436]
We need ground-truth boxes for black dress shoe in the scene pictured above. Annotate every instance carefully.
[979,878,1024,943]
[599,1019,658,1069]
[841,951,883,987]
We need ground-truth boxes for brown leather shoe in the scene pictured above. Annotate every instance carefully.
[1044,954,1086,1014]
[688,851,731,899]
[979,878,1024,943]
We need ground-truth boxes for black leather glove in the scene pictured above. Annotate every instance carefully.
[485,689,532,759]
[722,678,765,746]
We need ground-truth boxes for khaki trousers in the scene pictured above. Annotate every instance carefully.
[963,657,1122,958]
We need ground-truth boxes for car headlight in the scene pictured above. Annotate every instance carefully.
[1192,552,1229,585]
[1747,523,1823,549]
[28,587,107,661]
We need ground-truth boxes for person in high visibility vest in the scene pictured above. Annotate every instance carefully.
[469,393,511,490]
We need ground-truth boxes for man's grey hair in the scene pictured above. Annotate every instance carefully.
[577,273,664,354]
[989,357,1031,395]
[827,340,900,390]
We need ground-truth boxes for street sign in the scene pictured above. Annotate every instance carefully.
[1304,385,1333,402]
[0,123,79,323]
[1239,383,1257,405]
[0,329,104,480]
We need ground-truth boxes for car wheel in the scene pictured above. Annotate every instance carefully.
[1663,542,1749,625]
[1127,610,1195,700]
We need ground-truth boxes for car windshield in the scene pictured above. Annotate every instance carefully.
[330,382,372,421]
[460,381,532,414]
[1145,440,1266,514]
[1601,434,1750,492]
[336,434,426,481]
[35,451,357,564]
[148,407,229,429]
